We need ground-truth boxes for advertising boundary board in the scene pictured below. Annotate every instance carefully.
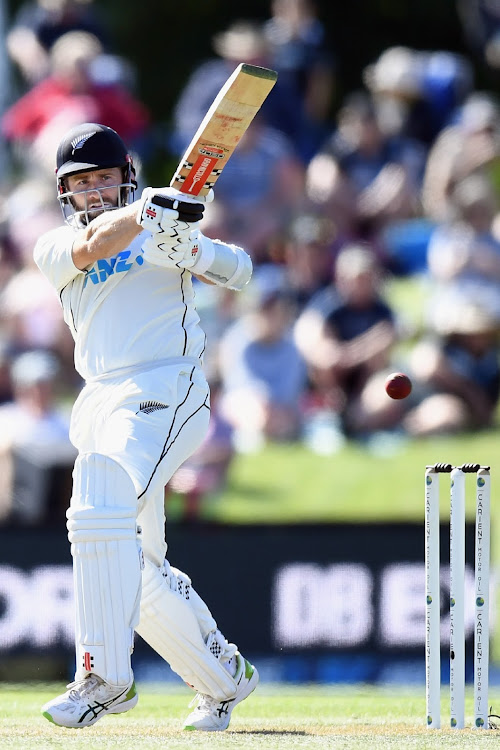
[0,523,481,683]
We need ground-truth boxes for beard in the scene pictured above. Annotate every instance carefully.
[77,198,119,225]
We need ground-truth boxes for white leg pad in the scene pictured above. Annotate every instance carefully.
[67,453,142,687]
[136,558,238,700]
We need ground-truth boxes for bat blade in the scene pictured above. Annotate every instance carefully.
[170,63,278,197]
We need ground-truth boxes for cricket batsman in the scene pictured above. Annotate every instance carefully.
[35,122,258,730]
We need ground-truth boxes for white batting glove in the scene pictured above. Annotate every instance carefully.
[136,186,213,234]
[143,231,252,289]
[142,225,208,271]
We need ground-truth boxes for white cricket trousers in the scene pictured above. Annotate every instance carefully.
[69,362,211,565]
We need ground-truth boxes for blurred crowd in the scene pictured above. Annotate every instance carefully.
[1,0,500,524]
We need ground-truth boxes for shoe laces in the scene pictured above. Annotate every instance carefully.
[188,692,218,714]
[67,674,102,702]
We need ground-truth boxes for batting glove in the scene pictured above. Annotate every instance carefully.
[136,186,213,234]
[142,230,252,290]
[142,225,205,270]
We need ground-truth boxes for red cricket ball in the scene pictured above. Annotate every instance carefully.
[385,372,412,400]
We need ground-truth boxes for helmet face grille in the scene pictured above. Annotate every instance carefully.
[58,177,136,227]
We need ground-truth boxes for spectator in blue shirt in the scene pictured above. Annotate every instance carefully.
[217,266,307,452]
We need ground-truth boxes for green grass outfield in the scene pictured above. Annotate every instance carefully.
[182,429,500,527]
[2,683,500,749]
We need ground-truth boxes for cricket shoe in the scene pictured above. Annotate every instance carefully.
[183,653,259,731]
[41,673,138,728]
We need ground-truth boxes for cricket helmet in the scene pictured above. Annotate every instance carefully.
[56,123,137,225]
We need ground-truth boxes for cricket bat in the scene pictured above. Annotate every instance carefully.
[170,63,278,198]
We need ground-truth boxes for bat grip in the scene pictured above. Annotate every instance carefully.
[152,194,205,223]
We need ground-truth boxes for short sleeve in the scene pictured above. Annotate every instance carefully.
[33,226,84,292]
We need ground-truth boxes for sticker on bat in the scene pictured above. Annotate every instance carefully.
[199,146,226,159]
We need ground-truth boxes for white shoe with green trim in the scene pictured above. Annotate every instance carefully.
[41,673,138,728]
[183,654,259,731]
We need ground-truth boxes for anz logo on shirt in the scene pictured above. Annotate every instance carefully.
[83,248,144,288]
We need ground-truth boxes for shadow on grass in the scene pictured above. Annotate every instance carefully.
[233,730,308,735]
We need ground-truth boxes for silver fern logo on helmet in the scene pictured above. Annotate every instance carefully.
[71,132,97,151]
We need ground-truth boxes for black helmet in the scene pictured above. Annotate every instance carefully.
[56,122,137,225]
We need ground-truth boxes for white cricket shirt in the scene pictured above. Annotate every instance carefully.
[34,225,207,381]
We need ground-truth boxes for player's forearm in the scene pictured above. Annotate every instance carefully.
[434,367,494,424]
[343,322,396,367]
[71,202,143,270]
[431,364,490,406]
